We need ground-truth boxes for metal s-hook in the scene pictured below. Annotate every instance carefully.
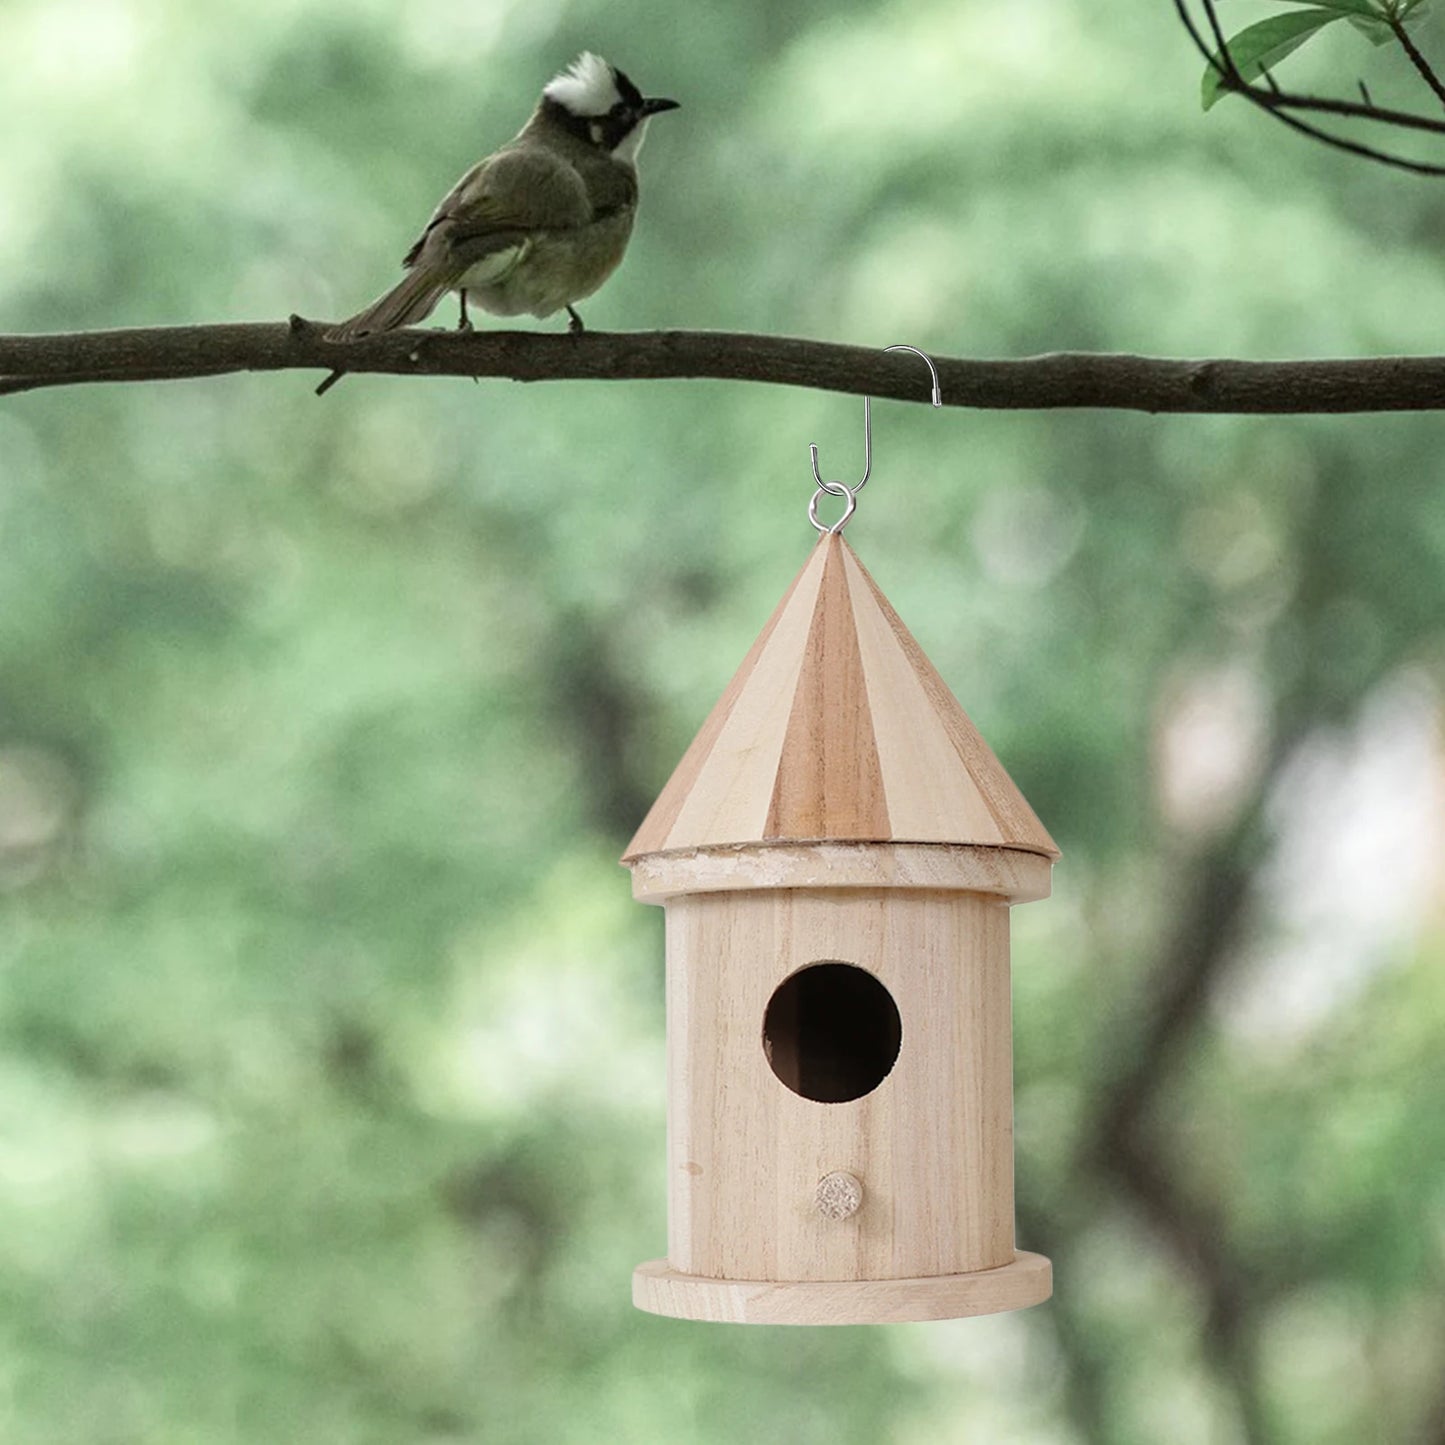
[808,345,944,535]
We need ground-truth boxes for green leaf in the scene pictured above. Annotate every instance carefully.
[1351,0,1432,36]
[1201,10,1348,109]
[1347,13,1396,42]
[1256,0,1385,14]
[1346,0,1432,42]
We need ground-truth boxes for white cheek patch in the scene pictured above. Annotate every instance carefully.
[613,116,650,164]
[544,51,622,117]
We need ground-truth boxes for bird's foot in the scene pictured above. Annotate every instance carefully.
[566,306,585,334]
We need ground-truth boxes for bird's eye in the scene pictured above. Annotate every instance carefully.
[609,102,627,117]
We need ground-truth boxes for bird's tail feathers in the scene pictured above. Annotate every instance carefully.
[325,269,457,342]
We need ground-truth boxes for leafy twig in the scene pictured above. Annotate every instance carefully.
[1388,12,1445,109]
[1178,0,1445,176]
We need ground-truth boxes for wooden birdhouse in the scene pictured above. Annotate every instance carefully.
[623,533,1058,1325]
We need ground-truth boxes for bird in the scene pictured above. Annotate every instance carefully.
[325,53,678,345]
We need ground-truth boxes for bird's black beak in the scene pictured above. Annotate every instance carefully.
[641,97,680,116]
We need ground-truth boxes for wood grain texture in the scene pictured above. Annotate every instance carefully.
[661,888,1015,1283]
[628,842,1053,903]
[837,542,1007,847]
[625,541,824,858]
[623,535,1057,859]
[765,536,889,838]
[841,544,1059,858]
[633,1251,1052,1325]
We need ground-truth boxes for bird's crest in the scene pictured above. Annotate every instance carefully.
[544,52,622,117]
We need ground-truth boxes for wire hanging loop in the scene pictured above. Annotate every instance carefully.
[807,477,857,534]
[807,344,944,536]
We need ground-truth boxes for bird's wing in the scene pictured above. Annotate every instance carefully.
[402,146,593,271]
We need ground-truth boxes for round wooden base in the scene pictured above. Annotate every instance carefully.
[633,1251,1051,1325]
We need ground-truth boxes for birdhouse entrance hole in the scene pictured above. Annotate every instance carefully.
[762,962,902,1104]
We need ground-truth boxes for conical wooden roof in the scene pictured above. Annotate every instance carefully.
[623,534,1058,862]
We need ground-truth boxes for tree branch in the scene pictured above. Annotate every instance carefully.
[1177,0,1445,177]
[1082,750,1296,1445]
[6,321,1445,412]
[1080,446,1381,1440]
[1388,14,1445,112]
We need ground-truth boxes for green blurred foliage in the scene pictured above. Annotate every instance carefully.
[0,1,1443,1442]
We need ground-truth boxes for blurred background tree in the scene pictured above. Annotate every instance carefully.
[0,0,1443,1442]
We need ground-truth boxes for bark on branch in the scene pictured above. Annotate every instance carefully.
[4,320,1445,412]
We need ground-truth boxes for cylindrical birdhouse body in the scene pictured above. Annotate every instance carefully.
[625,537,1058,1325]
